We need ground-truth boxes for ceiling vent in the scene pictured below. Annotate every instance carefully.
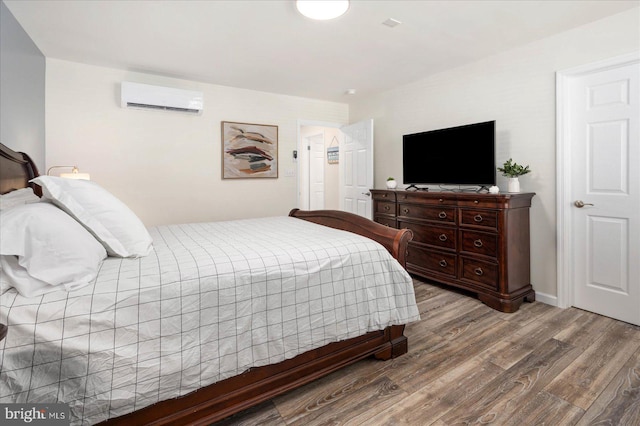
[120,82,204,115]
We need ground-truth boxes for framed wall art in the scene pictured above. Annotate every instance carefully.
[327,146,339,164]
[327,136,339,164]
[222,121,278,179]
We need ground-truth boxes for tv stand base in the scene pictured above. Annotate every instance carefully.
[405,185,429,191]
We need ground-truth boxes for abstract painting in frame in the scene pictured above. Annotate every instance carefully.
[222,121,278,179]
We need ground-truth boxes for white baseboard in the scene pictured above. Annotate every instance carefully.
[534,291,558,307]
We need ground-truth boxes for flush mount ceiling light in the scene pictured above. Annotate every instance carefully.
[296,0,349,20]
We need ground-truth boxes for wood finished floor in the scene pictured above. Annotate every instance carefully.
[215,278,640,426]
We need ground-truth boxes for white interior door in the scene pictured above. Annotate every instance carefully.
[340,119,374,219]
[563,58,639,325]
[309,133,325,210]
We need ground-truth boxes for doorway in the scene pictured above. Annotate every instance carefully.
[298,121,342,211]
[297,119,374,219]
[557,53,639,325]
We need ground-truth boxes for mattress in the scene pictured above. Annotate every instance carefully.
[0,216,419,424]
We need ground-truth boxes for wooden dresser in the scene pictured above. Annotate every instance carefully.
[372,189,535,312]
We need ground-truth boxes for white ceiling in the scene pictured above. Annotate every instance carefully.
[5,0,639,102]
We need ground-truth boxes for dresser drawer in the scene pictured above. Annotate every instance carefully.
[460,257,499,290]
[398,203,456,224]
[407,245,457,278]
[372,191,396,202]
[460,209,498,230]
[460,230,498,258]
[374,201,396,216]
[399,221,456,250]
[374,216,397,228]
[457,197,506,209]
[397,192,456,206]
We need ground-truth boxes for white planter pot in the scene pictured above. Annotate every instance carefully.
[508,177,520,193]
[386,180,397,189]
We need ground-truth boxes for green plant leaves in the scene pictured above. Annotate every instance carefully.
[497,158,531,177]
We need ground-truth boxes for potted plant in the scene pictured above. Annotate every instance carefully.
[497,159,531,192]
[386,176,397,189]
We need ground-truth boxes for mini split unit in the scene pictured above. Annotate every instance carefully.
[120,81,204,114]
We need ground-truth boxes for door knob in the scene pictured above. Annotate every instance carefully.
[574,200,594,208]
[362,192,371,197]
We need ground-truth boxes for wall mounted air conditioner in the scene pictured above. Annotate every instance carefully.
[120,81,204,114]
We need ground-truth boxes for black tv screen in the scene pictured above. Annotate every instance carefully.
[403,121,496,186]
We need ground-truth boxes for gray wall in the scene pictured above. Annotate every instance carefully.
[1,1,45,170]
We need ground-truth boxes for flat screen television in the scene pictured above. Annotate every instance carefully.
[402,120,496,187]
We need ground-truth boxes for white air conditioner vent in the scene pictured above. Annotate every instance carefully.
[121,82,204,115]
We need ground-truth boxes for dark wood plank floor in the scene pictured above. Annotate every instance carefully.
[215,278,640,425]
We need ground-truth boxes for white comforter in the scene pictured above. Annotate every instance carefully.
[0,216,419,424]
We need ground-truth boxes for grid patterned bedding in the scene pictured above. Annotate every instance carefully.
[0,216,419,424]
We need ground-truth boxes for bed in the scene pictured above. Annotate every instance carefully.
[0,143,418,425]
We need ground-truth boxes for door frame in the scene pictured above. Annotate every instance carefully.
[555,51,639,309]
[296,119,344,209]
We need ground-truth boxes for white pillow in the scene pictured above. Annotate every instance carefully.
[0,187,40,210]
[31,176,153,257]
[0,203,107,297]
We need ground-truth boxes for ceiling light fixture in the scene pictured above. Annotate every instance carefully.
[296,0,349,20]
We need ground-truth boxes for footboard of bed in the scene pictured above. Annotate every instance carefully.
[103,324,407,426]
[289,209,413,267]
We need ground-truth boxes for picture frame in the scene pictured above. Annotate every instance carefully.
[327,146,339,164]
[222,121,278,179]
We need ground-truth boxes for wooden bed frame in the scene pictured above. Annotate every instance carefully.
[0,143,414,425]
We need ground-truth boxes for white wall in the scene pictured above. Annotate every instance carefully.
[45,59,348,226]
[349,8,640,299]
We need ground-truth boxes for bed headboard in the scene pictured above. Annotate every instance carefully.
[0,143,41,196]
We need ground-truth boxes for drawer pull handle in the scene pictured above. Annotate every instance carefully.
[384,205,390,211]
[403,208,409,214]
[474,200,479,204]
[474,214,483,222]
[474,267,484,276]
[438,234,448,242]
[438,211,447,219]
[439,198,444,203]
[382,194,388,198]
[474,239,483,248]
[439,260,448,267]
